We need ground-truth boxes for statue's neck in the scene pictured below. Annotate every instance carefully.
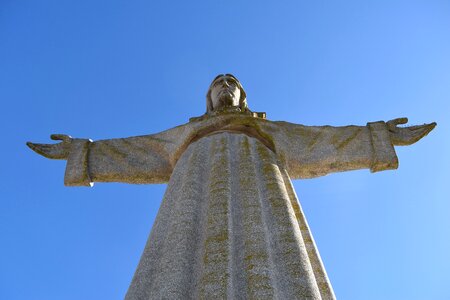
[189,106,266,122]
[210,106,242,115]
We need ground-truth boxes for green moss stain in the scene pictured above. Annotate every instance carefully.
[254,141,319,296]
[199,135,230,299]
[237,137,275,298]
[336,127,362,150]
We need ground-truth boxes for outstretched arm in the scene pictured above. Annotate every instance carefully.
[268,118,435,179]
[27,125,193,186]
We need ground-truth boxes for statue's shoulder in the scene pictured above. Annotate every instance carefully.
[188,109,265,123]
[259,119,309,133]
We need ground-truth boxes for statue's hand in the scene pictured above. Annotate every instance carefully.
[387,118,436,146]
[27,134,73,159]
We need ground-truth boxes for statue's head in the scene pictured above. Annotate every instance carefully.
[206,74,248,114]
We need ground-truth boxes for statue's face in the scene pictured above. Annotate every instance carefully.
[210,75,241,110]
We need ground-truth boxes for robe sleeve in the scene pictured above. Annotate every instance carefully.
[64,124,193,186]
[270,120,399,179]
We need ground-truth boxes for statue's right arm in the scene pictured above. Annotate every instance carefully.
[27,125,192,186]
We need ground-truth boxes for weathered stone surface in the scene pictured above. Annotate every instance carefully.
[26,74,436,300]
[125,133,331,299]
[55,113,402,187]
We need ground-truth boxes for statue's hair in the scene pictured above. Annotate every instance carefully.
[206,74,249,114]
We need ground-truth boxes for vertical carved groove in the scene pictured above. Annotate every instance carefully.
[150,137,209,298]
[249,138,280,298]
[199,134,231,299]
[125,137,202,300]
[280,168,336,300]
[234,135,275,299]
[191,137,213,299]
[228,134,245,299]
[252,140,322,299]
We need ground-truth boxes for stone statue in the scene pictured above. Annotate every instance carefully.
[27,74,435,300]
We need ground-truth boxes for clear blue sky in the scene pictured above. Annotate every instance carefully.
[1,1,449,299]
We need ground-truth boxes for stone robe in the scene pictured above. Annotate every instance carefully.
[64,113,398,300]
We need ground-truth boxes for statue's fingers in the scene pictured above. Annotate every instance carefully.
[426,122,437,130]
[403,122,436,145]
[26,142,38,152]
[415,122,436,138]
[409,122,437,133]
[402,125,423,131]
[26,142,54,158]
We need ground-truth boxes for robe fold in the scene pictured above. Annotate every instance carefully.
[63,114,398,299]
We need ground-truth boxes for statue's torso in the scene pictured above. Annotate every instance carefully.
[126,131,332,299]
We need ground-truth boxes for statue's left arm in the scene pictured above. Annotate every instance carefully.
[269,118,436,179]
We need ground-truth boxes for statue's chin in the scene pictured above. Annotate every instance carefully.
[214,95,238,110]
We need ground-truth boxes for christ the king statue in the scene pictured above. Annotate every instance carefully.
[28,74,435,300]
